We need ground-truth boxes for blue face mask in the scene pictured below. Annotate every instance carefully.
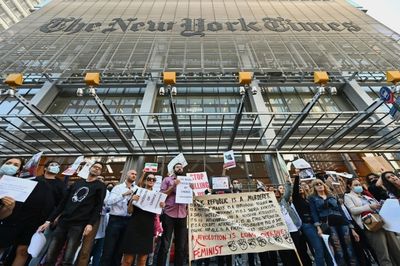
[0,164,19,176]
[48,165,60,174]
[353,186,363,194]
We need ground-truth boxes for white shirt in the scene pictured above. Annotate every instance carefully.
[105,182,136,216]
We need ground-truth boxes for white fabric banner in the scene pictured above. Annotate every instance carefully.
[188,192,295,261]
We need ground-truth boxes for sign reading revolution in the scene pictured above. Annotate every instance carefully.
[188,192,295,261]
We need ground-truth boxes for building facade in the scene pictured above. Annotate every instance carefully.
[0,0,400,186]
[0,0,43,31]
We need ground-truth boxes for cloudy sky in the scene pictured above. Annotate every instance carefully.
[354,0,400,34]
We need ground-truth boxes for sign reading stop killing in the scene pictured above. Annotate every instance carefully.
[188,192,295,261]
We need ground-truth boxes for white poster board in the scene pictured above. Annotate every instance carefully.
[62,156,85,176]
[211,176,230,190]
[380,199,400,233]
[0,175,38,202]
[223,150,236,169]
[188,192,295,261]
[187,172,209,196]
[77,159,94,179]
[175,175,193,204]
[153,175,163,193]
[167,153,188,175]
[131,187,167,214]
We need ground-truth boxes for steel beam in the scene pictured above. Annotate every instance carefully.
[93,94,135,153]
[14,92,85,152]
[227,93,246,150]
[322,99,384,148]
[169,94,183,151]
[275,91,323,149]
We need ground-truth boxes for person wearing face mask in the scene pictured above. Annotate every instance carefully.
[366,173,389,201]
[0,157,58,266]
[231,179,242,193]
[28,161,67,266]
[344,178,400,266]
[156,163,188,266]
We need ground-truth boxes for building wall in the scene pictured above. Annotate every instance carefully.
[0,0,42,31]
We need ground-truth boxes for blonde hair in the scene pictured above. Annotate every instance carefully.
[310,179,333,196]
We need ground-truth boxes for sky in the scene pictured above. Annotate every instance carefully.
[353,0,400,34]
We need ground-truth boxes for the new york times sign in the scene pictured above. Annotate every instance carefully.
[39,17,361,36]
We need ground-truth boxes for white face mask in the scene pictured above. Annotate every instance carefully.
[48,165,60,174]
[0,164,19,176]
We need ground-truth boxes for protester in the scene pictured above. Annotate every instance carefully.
[100,169,137,266]
[380,171,400,199]
[344,178,399,266]
[28,160,67,266]
[37,162,106,266]
[0,157,57,266]
[120,173,165,266]
[309,179,359,266]
[366,173,389,201]
[292,174,326,266]
[156,163,188,266]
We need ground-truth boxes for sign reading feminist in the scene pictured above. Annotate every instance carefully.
[188,192,295,261]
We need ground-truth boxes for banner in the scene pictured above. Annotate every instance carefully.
[188,192,295,261]
[144,163,158,173]
[62,156,85,176]
[19,151,43,178]
[223,150,236,169]
[176,175,193,204]
[131,187,167,214]
[167,153,188,175]
[187,172,209,196]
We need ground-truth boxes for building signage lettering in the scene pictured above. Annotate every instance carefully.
[39,17,361,36]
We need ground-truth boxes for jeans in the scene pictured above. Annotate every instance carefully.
[99,215,130,266]
[91,238,105,266]
[44,224,84,266]
[156,214,187,266]
[329,225,357,266]
[301,223,325,266]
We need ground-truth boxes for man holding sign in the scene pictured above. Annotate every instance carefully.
[157,162,189,266]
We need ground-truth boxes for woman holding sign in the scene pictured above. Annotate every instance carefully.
[120,174,164,266]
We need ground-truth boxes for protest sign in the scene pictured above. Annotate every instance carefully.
[144,163,158,173]
[77,159,94,179]
[188,192,295,261]
[292,158,311,169]
[19,151,43,178]
[0,175,38,202]
[153,175,162,193]
[379,199,400,233]
[167,153,188,174]
[211,176,230,190]
[131,187,167,214]
[62,156,85,176]
[187,172,209,196]
[176,176,193,204]
[223,150,236,169]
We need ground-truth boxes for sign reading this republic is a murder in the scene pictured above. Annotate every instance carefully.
[188,192,295,261]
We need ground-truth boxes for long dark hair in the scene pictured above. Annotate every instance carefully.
[381,171,400,198]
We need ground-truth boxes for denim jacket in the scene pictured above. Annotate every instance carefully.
[308,194,350,226]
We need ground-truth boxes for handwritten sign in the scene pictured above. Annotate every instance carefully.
[175,176,193,204]
[144,163,158,173]
[131,187,167,214]
[187,172,209,196]
[188,192,294,261]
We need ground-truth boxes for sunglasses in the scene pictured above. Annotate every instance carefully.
[314,182,324,186]
[146,178,156,182]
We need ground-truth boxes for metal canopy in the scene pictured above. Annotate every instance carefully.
[0,110,399,157]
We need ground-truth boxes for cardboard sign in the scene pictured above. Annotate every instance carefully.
[188,192,295,261]
[167,153,188,175]
[144,163,158,173]
[223,150,236,169]
[211,176,230,190]
[187,172,210,196]
[175,175,193,204]
[62,156,85,176]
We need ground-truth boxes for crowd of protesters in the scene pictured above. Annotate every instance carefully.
[1,156,400,266]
